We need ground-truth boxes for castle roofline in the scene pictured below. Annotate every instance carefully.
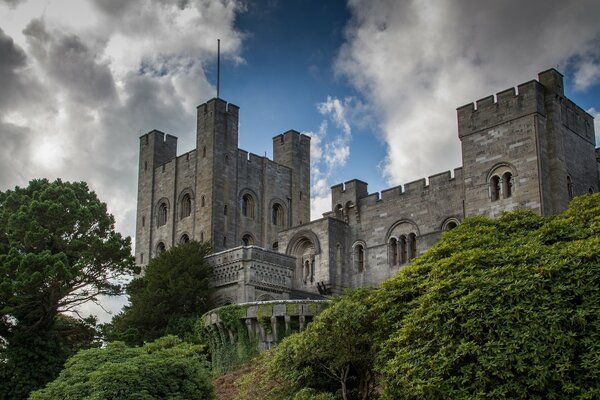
[196,97,239,110]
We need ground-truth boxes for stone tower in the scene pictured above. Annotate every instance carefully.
[135,130,177,265]
[195,98,240,252]
[273,130,311,226]
[458,69,598,218]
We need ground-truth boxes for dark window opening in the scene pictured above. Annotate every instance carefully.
[157,203,168,226]
[502,172,513,198]
[408,233,417,261]
[399,235,407,264]
[356,245,365,273]
[390,238,398,266]
[180,193,192,219]
[156,242,166,256]
[490,175,500,201]
[242,194,255,218]
[272,203,284,225]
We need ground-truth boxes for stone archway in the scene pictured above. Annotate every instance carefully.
[286,230,321,289]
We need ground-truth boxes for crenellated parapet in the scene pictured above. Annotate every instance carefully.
[457,80,545,137]
[329,168,463,213]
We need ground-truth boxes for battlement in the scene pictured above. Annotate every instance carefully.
[196,97,239,117]
[331,179,369,209]
[139,129,178,167]
[273,129,311,144]
[373,168,463,203]
[457,79,545,137]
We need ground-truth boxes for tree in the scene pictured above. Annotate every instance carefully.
[106,240,214,345]
[29,335,215,400]
[269,289,377,400]
[376,194,600,399]
[0,179,134,399]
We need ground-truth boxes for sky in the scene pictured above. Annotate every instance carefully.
[1,0,600,321]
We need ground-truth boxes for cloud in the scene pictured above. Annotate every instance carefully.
[0,0,245,323]
[306,96,355,219]
[0,0,27,8]
[336,0,600,187]
[574,60,600,91]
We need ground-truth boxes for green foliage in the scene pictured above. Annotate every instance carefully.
[0,179,134,399]
[203,305,259,373]
[29,335,214,400]
[261,194,600,400]
[269,289,376,400]
[377,194,600,399]
[106,240,213,345]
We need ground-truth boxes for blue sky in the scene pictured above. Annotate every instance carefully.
[1,0,599,320]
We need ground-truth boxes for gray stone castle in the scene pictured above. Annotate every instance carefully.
[136,69,600,306]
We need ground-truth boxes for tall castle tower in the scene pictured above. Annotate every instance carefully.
[195,98,240,252]
[135,97,311,266]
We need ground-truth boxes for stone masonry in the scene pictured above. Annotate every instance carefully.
[136,69,599,304]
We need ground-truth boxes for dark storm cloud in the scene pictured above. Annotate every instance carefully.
[23,19,118,107]
[0,0,27,8]
[0,28,47,112]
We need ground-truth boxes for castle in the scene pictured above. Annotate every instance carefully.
[136,69,600,306]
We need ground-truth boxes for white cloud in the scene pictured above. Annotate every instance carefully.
[574,61,600,91]
[336,0,600,187]
[305,96,355,219]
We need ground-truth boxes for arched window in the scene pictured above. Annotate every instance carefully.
[242,194,255,218]
[201,195,205,207]
[180,193,192,219]
[272,203,284,225]
[157,202,168,226]
[355,244,365,273]
[179,234,190,244]
[567,176,574,199]
[222,236,227,247]
[156,242,166,256]
[589,187,594,194]
[399,235,407,264]
[200,231,204,242]
[408,233,417,261]
[223,205,228,215]
[202,146,206,157]
[242,234,254,246]
[490,175,500,201]
[303,259,311,284]
[389,238,398,266]
[502,172,513,198]
[272,242,279,250]
[445,221,458,230]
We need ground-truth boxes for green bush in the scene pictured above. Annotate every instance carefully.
[260,194,600,400]
[377,195,600,399]
[30,336,215,400]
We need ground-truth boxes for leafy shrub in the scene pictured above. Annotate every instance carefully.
[30,336,214,400]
